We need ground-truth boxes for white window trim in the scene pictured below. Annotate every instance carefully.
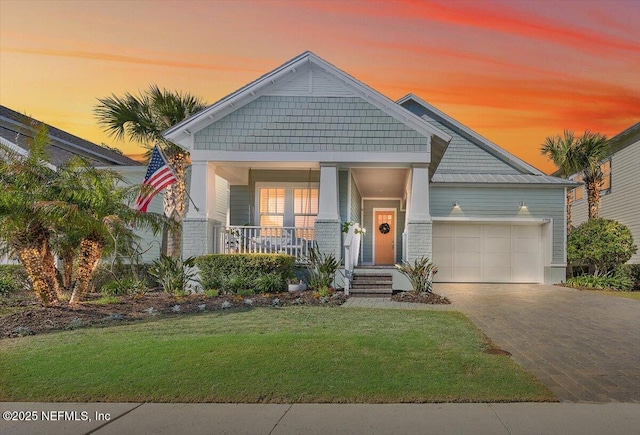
[255,182,319,227]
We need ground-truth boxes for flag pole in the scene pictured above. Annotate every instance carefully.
[156,143,200,213]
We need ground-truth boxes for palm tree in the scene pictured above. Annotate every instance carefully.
[541,130,582,280]
[575,131,610,220]
[541,130,581,233]
[94,85,207,258]
[48,158,164,305]
[0,124,61,305]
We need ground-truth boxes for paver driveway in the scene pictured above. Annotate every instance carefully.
[434,283,640,403]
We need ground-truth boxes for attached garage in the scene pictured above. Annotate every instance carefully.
[432,222,543,283]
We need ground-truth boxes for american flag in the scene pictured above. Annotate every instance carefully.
[133,145,177,212]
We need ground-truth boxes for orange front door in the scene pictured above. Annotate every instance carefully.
[374,211,395,264]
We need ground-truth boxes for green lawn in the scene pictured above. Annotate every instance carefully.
[594,290,640,300]
[0,307,553,403]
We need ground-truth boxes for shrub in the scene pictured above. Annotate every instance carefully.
[148,255,199,296]
[566,274,633,291]
[91,264,153,292]
[395,257,438,294]
[568,219,637,277]
[203,288,219,298]
[254,273,285,293]
[100,277,149,296]
[0,265,29,296]
[220,274,252,294]
[88,295,120,305]
[617,264,640,290]
[195,254,295,292]
[306,245,339,290]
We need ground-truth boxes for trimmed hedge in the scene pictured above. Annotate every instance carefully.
[195,254,295,293]
[0,265,29,296]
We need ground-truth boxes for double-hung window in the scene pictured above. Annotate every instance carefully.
[258,188,285,227]
[256,183,318,239]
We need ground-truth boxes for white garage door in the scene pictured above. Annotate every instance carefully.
[432,223,542,283]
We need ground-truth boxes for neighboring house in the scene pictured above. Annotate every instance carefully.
[163,51,574,288]
[567,122,640,264]
[0,105,139,167]
[0,105,162,263]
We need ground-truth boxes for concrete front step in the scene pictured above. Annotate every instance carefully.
[349,288,393,297]
[351,283,393,289]
[349,272,393,297]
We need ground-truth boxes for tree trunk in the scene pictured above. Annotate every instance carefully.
[163,153,187,259]
[566,190,573,280]
[13,228,59,306]
[69,237,105,305]
[585,179,600,220]
[60,249,75,293]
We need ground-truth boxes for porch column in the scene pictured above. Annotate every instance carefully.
[315,164,341,262]
[406,164,432,262]
[183,161,221,258]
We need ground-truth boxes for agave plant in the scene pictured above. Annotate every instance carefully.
[395,256,438,294]
[306,243,339,290]
[148,255,199,296]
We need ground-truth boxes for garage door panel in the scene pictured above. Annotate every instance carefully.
[454,237,481,252]
[484,225,511,237]
[456,267,482,281]
[485,252,510,268]
[455,225,481,237]
[484,237,511,253]
[433,236,453,253]
[436,266,453,282]
[484,267,512,282]
[457,252,481,267]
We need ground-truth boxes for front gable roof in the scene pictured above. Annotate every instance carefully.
[164,51,452,149]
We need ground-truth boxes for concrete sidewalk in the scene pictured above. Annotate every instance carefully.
[2,402,639,435]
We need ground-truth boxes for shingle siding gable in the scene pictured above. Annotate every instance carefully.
[194,96,429,152]
[401,100,521,175]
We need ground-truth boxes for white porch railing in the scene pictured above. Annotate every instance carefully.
[342,223,363,296]
[213,226,315,262]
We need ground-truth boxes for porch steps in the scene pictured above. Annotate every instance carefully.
[349,273,393,297]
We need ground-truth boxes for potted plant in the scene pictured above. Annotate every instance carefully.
[287,277,307,292]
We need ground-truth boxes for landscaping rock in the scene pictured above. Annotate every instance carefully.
[0,290,348,338]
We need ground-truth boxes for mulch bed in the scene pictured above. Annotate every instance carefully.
[0,290,347,339]
[391,291,451,304]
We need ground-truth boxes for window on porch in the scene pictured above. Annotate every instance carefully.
[256,184,318,240]
[294,188,318,239]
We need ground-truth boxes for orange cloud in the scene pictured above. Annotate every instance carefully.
[302,0,640,55]
[2,46,264,73]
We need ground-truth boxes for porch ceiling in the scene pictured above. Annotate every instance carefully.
[351,168,409,198]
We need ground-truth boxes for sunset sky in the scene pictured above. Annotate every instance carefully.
[1,0,638,174]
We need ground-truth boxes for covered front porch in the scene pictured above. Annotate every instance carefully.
[184,161,433,270]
